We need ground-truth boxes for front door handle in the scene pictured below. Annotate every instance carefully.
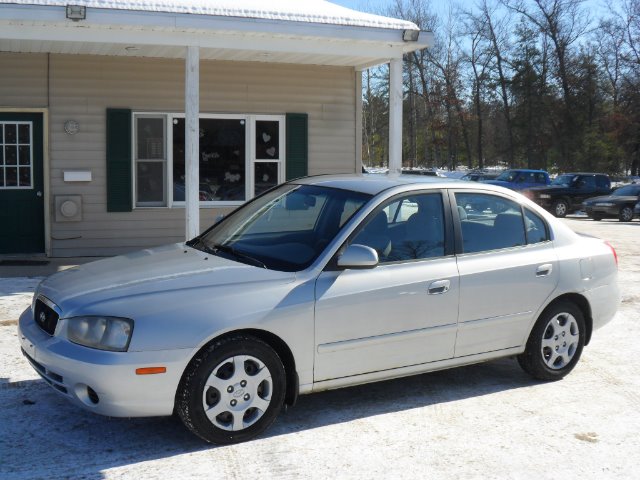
[428,279,450,295]
[536,264,553,277]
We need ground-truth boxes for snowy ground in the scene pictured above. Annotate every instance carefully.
[1,217,638,479]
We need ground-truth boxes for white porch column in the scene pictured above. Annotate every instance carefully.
[185,45,200,240]
[388,57,403,174]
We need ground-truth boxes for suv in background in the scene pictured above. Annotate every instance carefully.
[527,173,612,217]
[482,169,550,191]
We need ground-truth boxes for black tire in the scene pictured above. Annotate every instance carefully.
[618,206,634,222]
[553,199,569,218]
[518,301,586,381]
[176,334,286,444]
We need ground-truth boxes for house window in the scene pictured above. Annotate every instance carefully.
[254,119,282,196]
[134,113,285,207]
[135,116,166,206]
[0,122,33,189]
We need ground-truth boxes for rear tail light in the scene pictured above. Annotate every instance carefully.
[605,241,618,268]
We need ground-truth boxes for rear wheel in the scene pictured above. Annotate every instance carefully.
[176,335,286,444]
[553,199,569,218]
[518,301,586,381]
[619,206,634,222]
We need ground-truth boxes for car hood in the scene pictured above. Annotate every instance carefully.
[37,243,296,309]
[583,194,637,204]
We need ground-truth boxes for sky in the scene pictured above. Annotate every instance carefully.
[331,0,610,24]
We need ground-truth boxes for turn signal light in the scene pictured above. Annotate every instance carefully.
[135,367,166,375]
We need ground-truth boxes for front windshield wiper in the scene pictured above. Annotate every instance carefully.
[185,237,202,248]
[206,243,267,269]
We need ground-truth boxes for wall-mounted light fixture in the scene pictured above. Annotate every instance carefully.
[402,30,420,42]
[66,5,86,21]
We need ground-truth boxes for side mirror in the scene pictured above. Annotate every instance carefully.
[337,244,379,270]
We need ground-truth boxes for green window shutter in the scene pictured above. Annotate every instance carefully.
[286,113,308,180]
[106,108,133,212]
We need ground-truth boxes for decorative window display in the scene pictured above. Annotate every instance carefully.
[0,122,32,189]
[133,113,284,207]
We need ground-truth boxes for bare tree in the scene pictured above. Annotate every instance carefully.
[479,0,516,166]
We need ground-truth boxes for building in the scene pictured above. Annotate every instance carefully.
[0,0,431,256]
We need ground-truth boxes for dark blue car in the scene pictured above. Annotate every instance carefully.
[483,169,550,191]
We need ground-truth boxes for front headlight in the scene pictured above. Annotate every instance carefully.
[539,194,551,199]
[66,316,133,352]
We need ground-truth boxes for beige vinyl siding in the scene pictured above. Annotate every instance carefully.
[0,52,48,107]
[3,53,357,256]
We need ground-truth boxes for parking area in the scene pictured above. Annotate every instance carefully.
[0,217,638,479]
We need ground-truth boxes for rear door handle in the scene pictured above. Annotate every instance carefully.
[536,264,553,277]
[428,279,450,295]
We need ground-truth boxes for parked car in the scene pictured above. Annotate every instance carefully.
[527,173,612,217]
[583,184,640,221]
[482,169,550,191]
[19,175,619,445]
[460,171,500,182]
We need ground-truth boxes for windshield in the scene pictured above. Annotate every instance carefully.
[192,184,372,271]
[495,170,518,182]
[551,174,576,186]
[613,185,640,196]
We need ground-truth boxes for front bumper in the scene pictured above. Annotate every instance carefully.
[18,308,193,417]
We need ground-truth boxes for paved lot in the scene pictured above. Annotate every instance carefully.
[0,218,638,479]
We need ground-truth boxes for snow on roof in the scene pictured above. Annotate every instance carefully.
[1,0,418,30]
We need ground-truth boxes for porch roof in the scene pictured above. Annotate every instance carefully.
[0,0,432,69]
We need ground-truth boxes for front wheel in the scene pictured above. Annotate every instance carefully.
[518,301,586,381]
[176,335,286,444]
[619,206,634,222]
[553,199,569,218]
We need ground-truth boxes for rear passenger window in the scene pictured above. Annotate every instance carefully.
[455,193,526,253]
[596,176,610,189]
[535,173,547,184]
[524,208,549,244]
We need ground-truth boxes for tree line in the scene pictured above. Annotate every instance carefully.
[362,0,640,176]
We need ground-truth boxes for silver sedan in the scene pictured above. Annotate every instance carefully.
[18,175,620,444]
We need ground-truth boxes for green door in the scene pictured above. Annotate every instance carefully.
[0,113,45,254]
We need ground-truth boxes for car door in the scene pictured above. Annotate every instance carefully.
[519,172,537,190]
[314,191,459,381]
[453,191,559,357]
[574,175,599,205]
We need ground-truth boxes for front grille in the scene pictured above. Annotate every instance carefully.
[34,298,59,336]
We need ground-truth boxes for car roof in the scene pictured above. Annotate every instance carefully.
[292,173,504,196]
[561,172,609,176]
[506,169,547,173]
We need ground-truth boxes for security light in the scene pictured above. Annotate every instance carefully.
[66,5,86,21]
[402,30,420,42]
